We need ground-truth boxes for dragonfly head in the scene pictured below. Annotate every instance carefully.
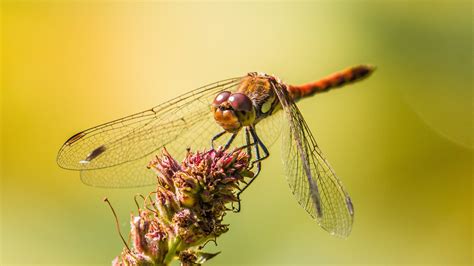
[211,91,256,133]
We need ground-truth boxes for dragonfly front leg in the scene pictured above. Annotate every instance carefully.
[211,130,238,150]
[232,128,252,212]
[242,127,269,190]
[224,132,238,150]
[210,130,226,149]
[243,127,253,161]
[249,126,269,166]
[234,126,270,213]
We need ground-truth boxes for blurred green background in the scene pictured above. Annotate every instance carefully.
[1,1,472,265]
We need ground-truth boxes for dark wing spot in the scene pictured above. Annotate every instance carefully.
[346,196,354,216]
[65,131,86,146]
[82,145,107,163]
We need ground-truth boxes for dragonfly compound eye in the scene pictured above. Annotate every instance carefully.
[213,91,232,106]
[228,93,253,112]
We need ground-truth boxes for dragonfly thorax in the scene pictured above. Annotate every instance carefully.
[211,91,257,133]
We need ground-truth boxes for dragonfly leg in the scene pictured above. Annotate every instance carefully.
[245,127,253,161]
[242,127,269,188]
[249,126,269,167]
[223,132,238,150]
[233,126,270,213]
[232,127,255,213]
[234,139,256,155]
[211,130,226,149]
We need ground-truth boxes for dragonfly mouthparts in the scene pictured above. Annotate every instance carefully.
[218,105,232,111]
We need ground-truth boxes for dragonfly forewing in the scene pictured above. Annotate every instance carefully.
[57,77,244,171]
[79,109,253,188]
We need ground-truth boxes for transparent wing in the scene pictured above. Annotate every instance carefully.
[255,109,284,148]
[79,101,284,188]
[57,77,244,171]
[81,156,156,188]
[274,83,354,238]
[79,107,255,188]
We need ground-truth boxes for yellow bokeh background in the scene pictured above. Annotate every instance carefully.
[1,1,472,265]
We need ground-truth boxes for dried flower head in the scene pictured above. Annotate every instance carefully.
[112,147,252,266]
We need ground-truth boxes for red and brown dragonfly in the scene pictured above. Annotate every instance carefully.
[57,65,375,237]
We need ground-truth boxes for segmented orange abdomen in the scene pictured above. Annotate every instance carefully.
[288,65,375,101]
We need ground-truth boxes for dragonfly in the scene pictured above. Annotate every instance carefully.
[57,65,375,237]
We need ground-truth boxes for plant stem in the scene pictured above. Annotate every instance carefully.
[163,237,182,265]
